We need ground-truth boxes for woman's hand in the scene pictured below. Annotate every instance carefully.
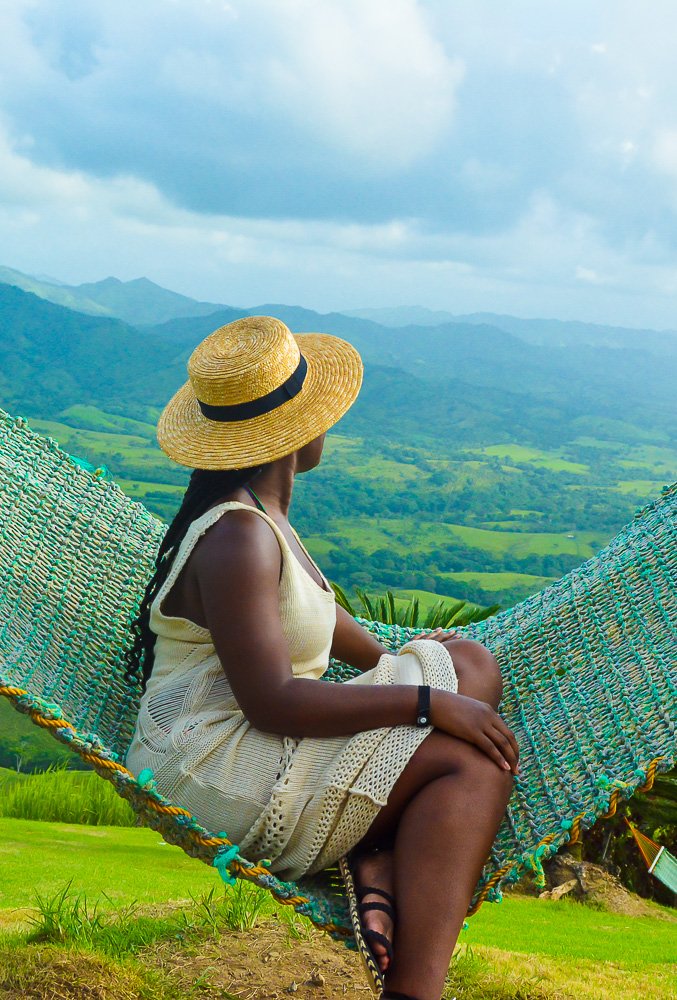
[431,690,520,775]
[415,627,460,643]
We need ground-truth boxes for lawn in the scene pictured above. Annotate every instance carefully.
[1,818,675,998]
[465,894,676,968]
[0,818,219,914]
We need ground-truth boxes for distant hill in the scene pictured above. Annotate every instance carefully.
[348,305,677,357]
[347,305,458,327]
[0,265,109,317]
[0,283,182,416]
[73,276,224,325]
[0,266,224,325]
[2,277,675,444]
[147,304,677,438]
[6,261,677,358]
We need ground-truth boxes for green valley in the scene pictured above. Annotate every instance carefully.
[1,278,675,609]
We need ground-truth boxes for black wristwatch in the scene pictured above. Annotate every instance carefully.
[416,685,431,727]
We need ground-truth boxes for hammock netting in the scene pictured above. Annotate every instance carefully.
[0,406,675,943]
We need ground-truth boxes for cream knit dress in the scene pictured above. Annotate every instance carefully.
[125,501,458,881]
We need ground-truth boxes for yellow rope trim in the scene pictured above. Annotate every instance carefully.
[637,756,665,793]
[29,713,75,732]
[601,789,620,819]
[0,686,27,697]
[467,862,513,916]
[567,815,584,845]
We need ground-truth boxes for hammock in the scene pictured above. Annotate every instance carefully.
[625,819,677,894]
[0,405,675,944]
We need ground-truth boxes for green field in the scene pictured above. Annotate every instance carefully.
[15,403,676,609]
[481,444,589,475]
[3,818,676,960]
[318,517,605,559]
[441,571,555,592]
[1,818,675,998]
[0,818,218,915]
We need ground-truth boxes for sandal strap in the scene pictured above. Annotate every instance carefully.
[358,900,395,920]
[362,927,394,961]
[356,883,396,908]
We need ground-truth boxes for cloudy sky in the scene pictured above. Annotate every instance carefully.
[2,0,677,327]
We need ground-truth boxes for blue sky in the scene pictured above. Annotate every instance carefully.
[1,0,677,328]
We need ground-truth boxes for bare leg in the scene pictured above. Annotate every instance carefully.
[350,638,512,996]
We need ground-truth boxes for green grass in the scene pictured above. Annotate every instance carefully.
[28,419,152,453]
[0,769,135,826]
[115,478,185,499]
[0,766,27,789]
[6,819,674,967]
[0,818,219,912]
[343,456,422,483]
[394,588,473,615]
[324,517,606,559]
[467,895,676,967]
[615,479,670,495]
[441,571,555,592]
[1,817,675,999]
[482,444,589,475]
[60,405,156,437]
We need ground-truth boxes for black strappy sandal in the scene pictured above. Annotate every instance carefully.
[358,880,396,971]
[338,854,395,996]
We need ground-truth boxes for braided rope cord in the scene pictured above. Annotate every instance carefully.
[0,407,675,939]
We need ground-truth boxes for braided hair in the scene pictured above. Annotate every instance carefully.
[124,465,264,692]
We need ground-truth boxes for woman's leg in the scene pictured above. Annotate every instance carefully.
[351,638,513,997]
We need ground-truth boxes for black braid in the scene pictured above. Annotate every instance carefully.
[124,465,265,693]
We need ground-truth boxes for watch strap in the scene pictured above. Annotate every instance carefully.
[416,685,431,727]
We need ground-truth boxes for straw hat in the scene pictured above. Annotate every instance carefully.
[157,315,363,470]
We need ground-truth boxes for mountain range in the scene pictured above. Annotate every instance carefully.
[0,266,675,450]
[0,263,674,609]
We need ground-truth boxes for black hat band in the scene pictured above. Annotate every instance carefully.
[197,354,308,422]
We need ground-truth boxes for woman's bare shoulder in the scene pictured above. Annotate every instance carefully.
[191,506,281,577]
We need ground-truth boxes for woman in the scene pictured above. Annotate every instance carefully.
[124,316,519,1000]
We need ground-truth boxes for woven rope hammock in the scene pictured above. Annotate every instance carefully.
[0,406,675,943]
[625,819,677,894]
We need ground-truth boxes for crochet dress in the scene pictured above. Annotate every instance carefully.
[125,501,458,881]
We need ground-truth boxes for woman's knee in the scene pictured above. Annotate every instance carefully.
[357,730,510,848]
[393,730,504,795]
[444,638,503,708]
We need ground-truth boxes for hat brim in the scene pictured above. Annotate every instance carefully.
[156,333,363,470]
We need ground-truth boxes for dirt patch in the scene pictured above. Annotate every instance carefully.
[0,946,155,1000]
[0,907,35,932]
[152,914,370,999]
[542,854,676,920]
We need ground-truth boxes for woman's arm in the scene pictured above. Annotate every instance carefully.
[330,602,460,672]
[194,512,517,771]
[330,602,390,671]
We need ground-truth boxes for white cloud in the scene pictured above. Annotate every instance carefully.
[265,0,463,167]
[652,129,677,177]
[1,1,677,328]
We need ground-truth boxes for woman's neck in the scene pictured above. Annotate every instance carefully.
[246,454,296,517]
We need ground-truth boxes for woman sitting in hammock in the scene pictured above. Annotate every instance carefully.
[124,316,519,1000]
